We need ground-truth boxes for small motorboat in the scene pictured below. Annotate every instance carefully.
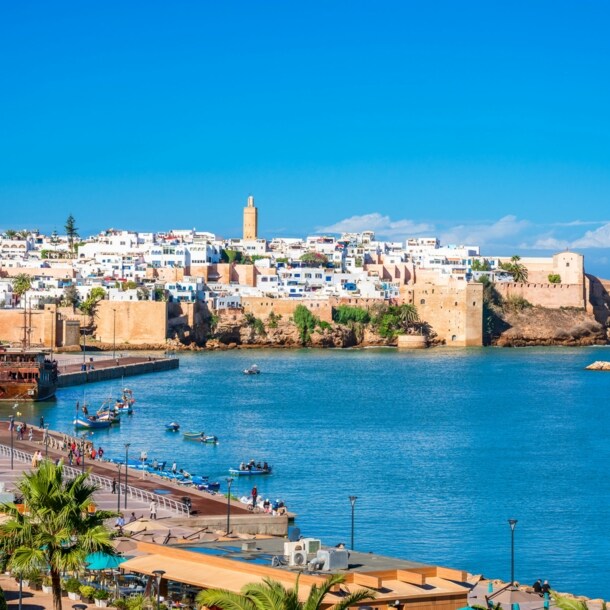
[243,364,260,375]
[166,422,180,432]
[191,476,220,493]
[184,432,219,444]
[183,431,205,439]
[229,462,272,476]
[73,416,112,430]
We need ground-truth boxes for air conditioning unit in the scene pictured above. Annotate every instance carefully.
[300,538,321,554]
[316,549,349,571]
[283,541,305,556]
[289,549,308,567]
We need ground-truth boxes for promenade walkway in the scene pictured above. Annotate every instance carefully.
[0,424,249,519]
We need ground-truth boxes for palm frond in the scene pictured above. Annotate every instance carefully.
[196,589,258,610]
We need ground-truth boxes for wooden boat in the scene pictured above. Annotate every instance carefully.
[97,410,120,425]
[73,416,112,430]
[165,422,180,432]
[0,348,58,401]
[183,432,219,444]
[243,364,260,375]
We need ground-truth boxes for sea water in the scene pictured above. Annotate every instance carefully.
[4,346,610,599]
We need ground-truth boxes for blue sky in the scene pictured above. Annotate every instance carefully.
[1,1,610,275]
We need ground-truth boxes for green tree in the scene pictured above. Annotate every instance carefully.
[471,258,491,271]
[292,305,319,345]
[196,574,374,610]
[12,273,32,307]
[64,214,78,258]
[500,255,528,283]
[300,252,328,266]
[333,305,370,325]
[221,249,243,264]
[79,287,105,318]
[62,285,80,308]
[4,229,16,239]
[548,274,561,284]
[0,461,115,610]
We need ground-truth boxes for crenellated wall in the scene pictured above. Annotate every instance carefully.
[494,282,586,309]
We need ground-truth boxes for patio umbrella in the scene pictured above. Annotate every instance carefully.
[86,552,127,571]
[112,538,138,554]
[123,519,171,534]
[487,588,540,606]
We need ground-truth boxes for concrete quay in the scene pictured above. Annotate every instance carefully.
[0,425,289,536]
[57,355,179,387]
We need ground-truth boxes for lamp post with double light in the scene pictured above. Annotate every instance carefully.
[152,570,166,610]
[349,495,358,550]
[116,462,122,514]
[508,519,518,587]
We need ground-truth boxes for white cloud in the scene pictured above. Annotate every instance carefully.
[572,222,610,248]
[440,215,530,246]
[317,213,434,239]
[526,236,570,250]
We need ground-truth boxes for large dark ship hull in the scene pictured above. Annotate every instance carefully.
[0,381,57,401]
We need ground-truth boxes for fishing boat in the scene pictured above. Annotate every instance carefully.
[97,410,120,425]
[73,416,112,430]
[166,422,180,432]
[0,348,58,401]
[121,387,136,406]
[183,432,219,444]
[229,461,272,476]
[243,364,260,375]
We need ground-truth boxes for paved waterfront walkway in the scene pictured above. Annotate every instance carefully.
[0,424,249,519]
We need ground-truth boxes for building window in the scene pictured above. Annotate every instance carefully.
[420,299,425,305]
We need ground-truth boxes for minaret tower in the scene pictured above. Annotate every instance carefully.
[243,195,258,240]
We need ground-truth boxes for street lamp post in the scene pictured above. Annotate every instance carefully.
[112,308,116,361]
[225,477,234,534]
[124,443,131,509]
[9,415,15,470]
[44,425,49,457]
[82,329,86,367]
[152,570,166,610]
[508,519,518,586]
[349,495,358,550]
[116,463,122,514]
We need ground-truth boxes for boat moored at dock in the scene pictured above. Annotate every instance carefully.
[73,416,112,430]
[0,348,58,401]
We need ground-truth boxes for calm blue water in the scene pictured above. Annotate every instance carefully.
[3,347,610,599]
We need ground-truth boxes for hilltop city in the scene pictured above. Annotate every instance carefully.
[0,197,608,350]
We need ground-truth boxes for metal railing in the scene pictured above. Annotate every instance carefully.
[0,443,189,517]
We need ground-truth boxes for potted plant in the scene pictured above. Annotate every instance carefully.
[42,575,53,594]
[94,589,111,607]
[112,599,127,610]
[80,585,96,603]
[63,577,82,600]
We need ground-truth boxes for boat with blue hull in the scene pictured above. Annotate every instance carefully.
[165,422,180,432]
[73,416,112,430]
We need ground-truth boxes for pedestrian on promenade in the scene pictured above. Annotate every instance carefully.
[541,581,552,595]
[98,447,104,460]
[251,485,258,508]
[129,512,137,522]
[150,499,157,520]
[28,428,33,442]
[112,478,117,494]
[39,415,44,429]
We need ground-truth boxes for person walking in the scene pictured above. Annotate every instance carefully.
[39,415,44,429]
[150,499,158,520]
[112,478,117,494]
[251,485,258,509]
[28,427,33,442]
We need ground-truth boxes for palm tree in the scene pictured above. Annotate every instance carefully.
[0,461,116,610]
[396,303,419,330]
[12,273,32,307]
[196,573,374,610]
[4,229,17,239]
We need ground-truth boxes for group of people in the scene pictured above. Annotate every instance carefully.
[240,459,270,472]
[532,580,552,596]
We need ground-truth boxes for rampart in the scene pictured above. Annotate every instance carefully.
[494,282,586,309]
[95,300,168,345]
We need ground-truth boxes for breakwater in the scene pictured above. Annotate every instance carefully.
[57,356,179,387]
